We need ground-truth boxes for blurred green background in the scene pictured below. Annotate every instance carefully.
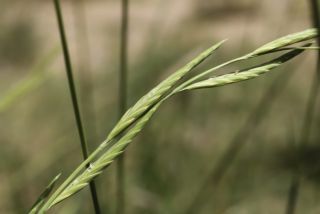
[1,0,320,213]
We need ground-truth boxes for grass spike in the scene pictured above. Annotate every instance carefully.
[37,29,318,212]
[251,28,317,56]
[183,46,308,91]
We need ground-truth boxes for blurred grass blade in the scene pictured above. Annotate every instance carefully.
[0,74,43,112]
[0,47,58,113]
[183,47,307,91]
[28,174,61,214]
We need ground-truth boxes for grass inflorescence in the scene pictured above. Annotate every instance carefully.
[29,28,319,213]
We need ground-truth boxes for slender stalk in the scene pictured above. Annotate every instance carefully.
[287,1,320,213]
[301,0,320,146]
[117,0,129,213]
[52,0,101,213]
[285,124,299,214]
[285,176,300,214]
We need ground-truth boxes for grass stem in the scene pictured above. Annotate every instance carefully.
[53,0,101,213]
[284,1,320,213]
[301,0,320,146]
[285,176,300,214]
[117,0,129,213]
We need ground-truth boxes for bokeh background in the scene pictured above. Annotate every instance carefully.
[1,0,320,213]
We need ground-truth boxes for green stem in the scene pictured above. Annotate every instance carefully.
[285,175,300,214]
[284,1,320,214]
[51,0,101,213]
[300,0,320,146]
[117,0,129,213]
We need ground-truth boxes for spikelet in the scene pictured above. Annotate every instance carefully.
[183,47,306,91]
[251,28,317,56]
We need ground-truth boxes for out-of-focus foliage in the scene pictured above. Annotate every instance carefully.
[0,0,319,213]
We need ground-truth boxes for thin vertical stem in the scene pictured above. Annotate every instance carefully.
[285,125,299,214]
[285,1,320,213]
[301,0,320,146]
[117,0,129,213]
[53,0,101,213]
[286,175,300,214]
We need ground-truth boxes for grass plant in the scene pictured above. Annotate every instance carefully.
[27,28,319,213]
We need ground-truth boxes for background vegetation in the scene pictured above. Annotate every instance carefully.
[0,0,319,213]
